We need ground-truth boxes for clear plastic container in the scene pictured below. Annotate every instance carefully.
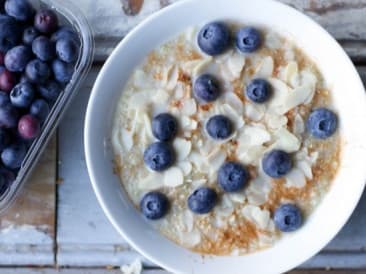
[0,0,94,213]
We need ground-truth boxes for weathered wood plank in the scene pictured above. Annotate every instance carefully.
[0,137,56,265]
[73,0,366,60]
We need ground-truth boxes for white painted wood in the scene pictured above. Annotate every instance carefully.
[0,269,168,274]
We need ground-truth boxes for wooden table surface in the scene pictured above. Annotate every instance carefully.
[1,0,366,273]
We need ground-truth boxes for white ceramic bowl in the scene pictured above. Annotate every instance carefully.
[84,0,366,273]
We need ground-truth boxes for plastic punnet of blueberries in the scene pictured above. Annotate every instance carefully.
[0,0,80,197]
[139,21,339,234]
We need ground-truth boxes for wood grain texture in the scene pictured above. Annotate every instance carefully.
[0,137,56,236]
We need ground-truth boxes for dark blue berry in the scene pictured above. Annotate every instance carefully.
[246,79,272,103]
[0,172,9,196]
[4,45,32,72]
[56,38,79,63]
[262,150,292,178]
[152,113,177,142]
[25,59,50,84]
[306,108,338,139]
[274,204,302,232]
[197,22,230,56]
[206,115,233,140]
[22,26,39,45]
[51,26,79,43]
[52,59,74,83]
[10,82,34,108]
[0,102,18,128]
[30,99,49,122]
[34,9,58,34]
[218,162,249,192]
[32,36,55,61]
[38,81,61,102]
[236,27,262,53]
[0,128,10,151]
[1,142,26,169]
[193,74,220,103]
[140,191,169,220]
[5,0,34,21]
[0,91,10,106]
[143,142,174,171]
[187,187,217,214]
[0,16,21,52]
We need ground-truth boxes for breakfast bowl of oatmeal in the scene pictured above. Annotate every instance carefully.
[84,0,366,273]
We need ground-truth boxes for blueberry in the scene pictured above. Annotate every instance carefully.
[5,0,34,21]
[32,36,55,62]
[30,99,49,122]
[206,115,233,140]
[0,172,9,196]
[19,74,27,83]
[0,15,21,52]
[152,113,177,142]
[197,22,230,56]
[193,74,220,103]
[1,142,26,169]
[262,150,292,178]
[25,59,50,84]
[0,91,10,106]
[22,26,39,45]
[0,66,5,74]
[140,191,169,220]
[0,103,18,128]
[56,38,79,63]
[34,9,58,34]
[306,108,338,139]
[187,187,217,214]
[0,69,16,92]
[0,51,4,65]
[4,45,32,72]
[246,79,272,103]
[143,142,174,171]
[18,114,40,140]
[0,128,10,151]
[274,204,302,232]
[236,27,262,53]
[10,82,34,108]
[38,81,61,102]
[51,26,79,43]
[52,59,74,83]
[218,162,249,192]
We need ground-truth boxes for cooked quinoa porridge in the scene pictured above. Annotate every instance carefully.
[111,22,341,255]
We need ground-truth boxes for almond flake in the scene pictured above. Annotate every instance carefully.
[173,138,192,161]
[285,168,306,188]
[242,205,271,230]
[227,52,245,78]
[255,56,274,78]
[238,125,271,147]
[270,127,300,153]
[265,114,288,130]
[224,92,244,114]
[164,167,184,187]
[177,161,192,176]
[245,103,265,121]
[220,104,245,129]
[139,172,164,190]
[181,98,197,116]
[237,145,266,165]
[283,61,298,85]
[181,58,212,77]
[121,128,134,151]
[297,160,313,179]
[293,113,305,136]
[229,193,246,203]
[208,149,227,174]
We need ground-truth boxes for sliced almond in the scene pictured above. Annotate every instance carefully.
[237,145,266,165]
[229,193,246,204]
[297,160,313,179]
[173,138,192,161]
[207,149,227,174]
[270,127,300,153]
[181,58,212,77]
[283,61,298,85]
[139,172,164,190]
[164,167,184,187]
[224,92,244,114]
[238,125,271,147]
[293,113,305,136]
[220,104,245,129]
[181,98,197,116]
[242,205,271,230]
[227,52,245,78]
[265,114,288,130]
[255,56,274,78]
[245,103,265,122]
[285,168,306,188]
[177,161,192,176]
[120,128,134,151]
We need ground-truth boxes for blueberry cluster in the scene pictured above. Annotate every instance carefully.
[0,0,80,196]
[140,22,339,233]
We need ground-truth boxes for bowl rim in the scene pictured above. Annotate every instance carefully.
[85,0,366,273]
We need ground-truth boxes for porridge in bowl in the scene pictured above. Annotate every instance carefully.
[111,22,340,255]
